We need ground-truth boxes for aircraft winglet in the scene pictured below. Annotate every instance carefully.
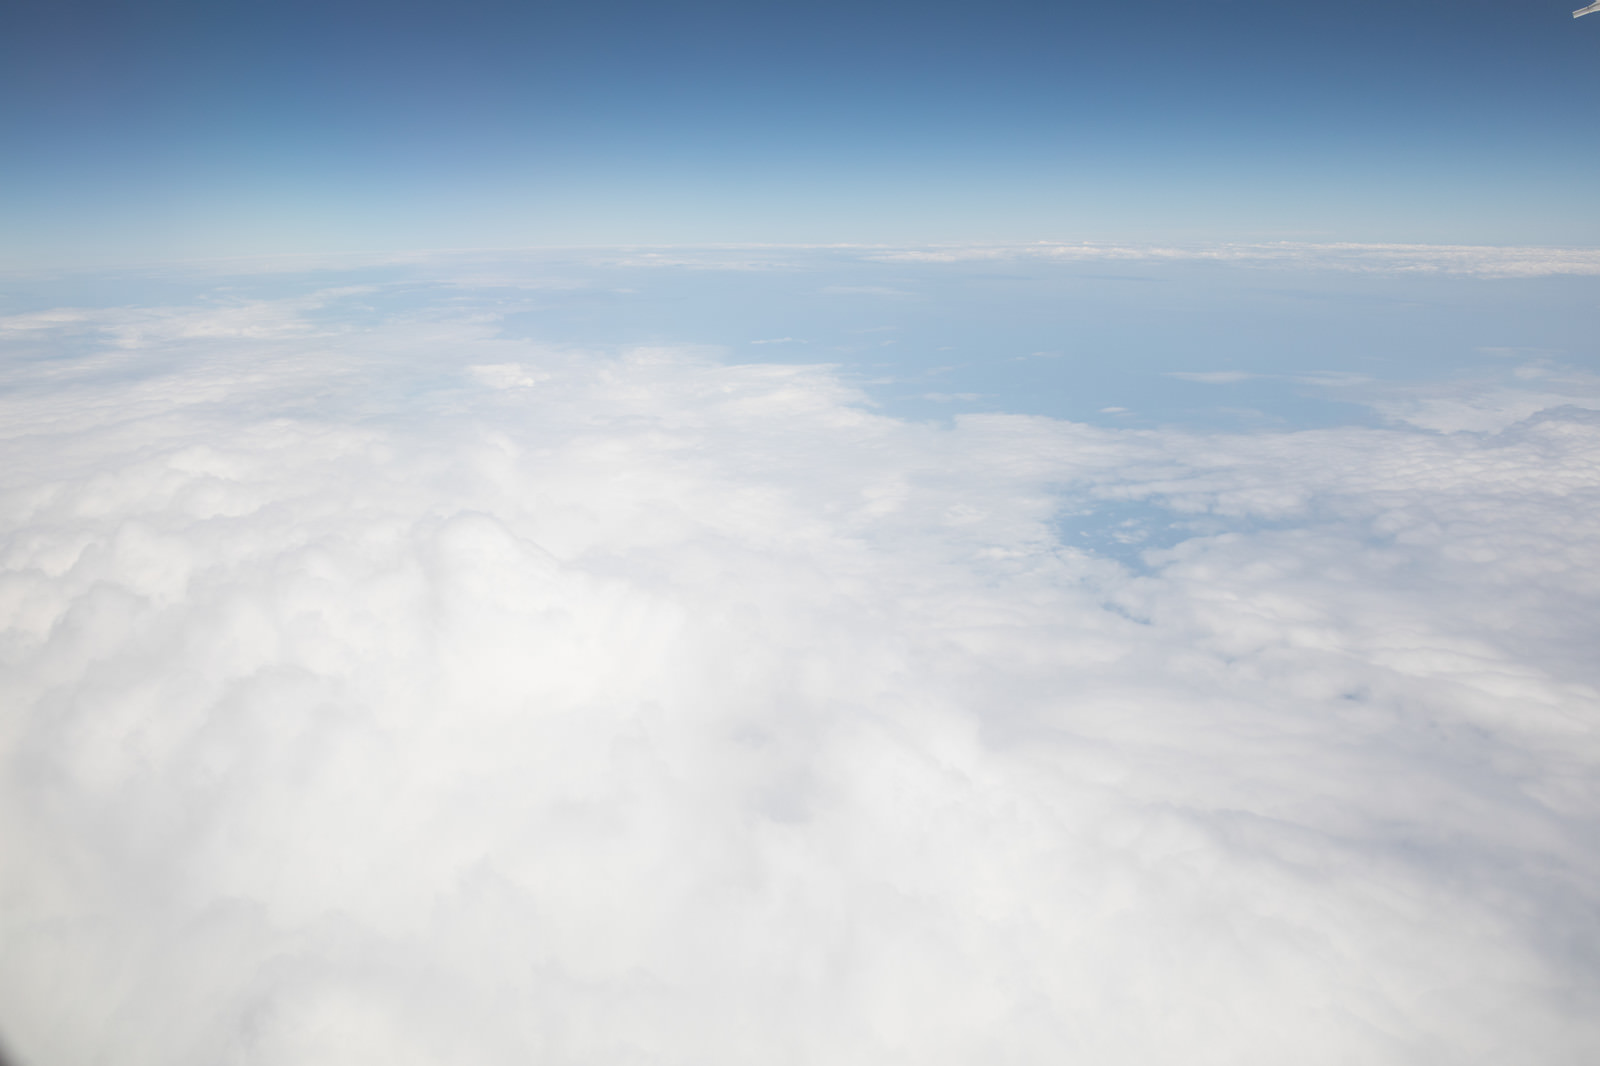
[1576,1,1600,17]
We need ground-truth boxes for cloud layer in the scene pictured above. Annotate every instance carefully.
[865,241,1600,278]
[2,286,1599,1065]
[21,238,1600,280]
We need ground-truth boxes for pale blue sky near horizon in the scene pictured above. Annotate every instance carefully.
[5,0,1600,263]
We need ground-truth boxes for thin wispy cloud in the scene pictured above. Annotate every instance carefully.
[819,285,918,297]
[867,242,1600,278]
[1167,370,1258,384]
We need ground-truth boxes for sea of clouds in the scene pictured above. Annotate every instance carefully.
[2,261,1599,1065]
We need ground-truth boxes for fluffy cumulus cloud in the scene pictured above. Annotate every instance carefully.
[2,283,1599,1066]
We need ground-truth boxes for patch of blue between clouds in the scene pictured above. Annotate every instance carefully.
[9,245,1596,435]
[1054,498,1195,571]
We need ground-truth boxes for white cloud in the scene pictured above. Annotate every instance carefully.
[46,241,1600,283]
[863,241,1600,278]
[468,363,550,389]
[2,286,1599,1066]
[820,285,918,298]
[1303,363,1600,433]
[1167,370,1258,384]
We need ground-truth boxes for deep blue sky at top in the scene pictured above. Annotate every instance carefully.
[3,0,1599,262]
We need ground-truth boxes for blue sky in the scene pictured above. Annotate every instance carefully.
[5,0,1600,261]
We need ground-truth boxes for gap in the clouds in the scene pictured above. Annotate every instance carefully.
[1054,501,1325,572]
[1054,499,1197,572]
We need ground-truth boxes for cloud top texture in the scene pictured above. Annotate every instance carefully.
[2,276,1599,1065]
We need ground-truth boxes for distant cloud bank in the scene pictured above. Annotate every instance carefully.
[865,241,1600,277]
[19,239,1600,280]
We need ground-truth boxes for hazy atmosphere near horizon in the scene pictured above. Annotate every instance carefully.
[5,2,1600,1064]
